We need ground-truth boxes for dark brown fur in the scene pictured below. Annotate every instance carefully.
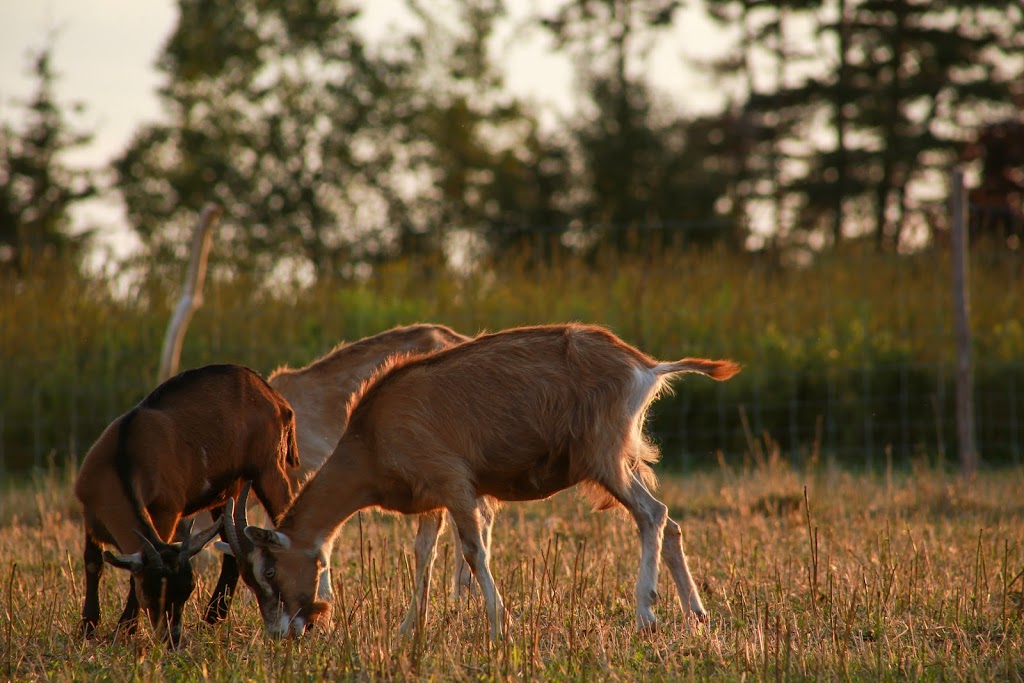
[74,364,298,644]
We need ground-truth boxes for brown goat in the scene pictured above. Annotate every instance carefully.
[75,364,299,646]
[217,324,479,632]
[268,324,470,481]
[242,323,740,638]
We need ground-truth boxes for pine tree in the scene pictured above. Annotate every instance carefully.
[540,0,735,250]
[116,0,427,278]
[702,0,1024,251]
[0,45,98,274]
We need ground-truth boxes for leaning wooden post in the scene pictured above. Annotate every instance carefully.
[158,203,222,383]
[949,168,977,477]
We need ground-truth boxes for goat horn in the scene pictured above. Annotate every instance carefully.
[183,517,223,561]
[223,482,254,557]
[177,518,196,558]
[133,530,166,573]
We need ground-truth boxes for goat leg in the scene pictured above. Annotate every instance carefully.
[79,532,104,638]
[203,505,239,624]
[114,577,141,639]
[399,509,444,636]
[661,516,709,624]
[451,499,495,599]
[618,473,668,631]
[449,503,507,640]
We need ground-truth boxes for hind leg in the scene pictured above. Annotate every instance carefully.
[661,516,708,623]
[399,509,444,635]
[607,472,669,630]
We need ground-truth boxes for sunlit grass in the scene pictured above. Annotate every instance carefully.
[4,246,1022,473]
[3,460,1023,681]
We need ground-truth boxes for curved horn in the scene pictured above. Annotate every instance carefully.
[183,517,223,561]
[133,530,167,573]
[177,518,196,558]
[223,482,254,558]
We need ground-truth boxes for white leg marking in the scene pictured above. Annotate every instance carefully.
[400,510,443,635]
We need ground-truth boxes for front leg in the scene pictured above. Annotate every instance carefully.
[80,532,104,638]
[115,577,140,638]
[449,503,507,640]
[400,510,444,635]
[203,506,240,624]
[451,498,494,599]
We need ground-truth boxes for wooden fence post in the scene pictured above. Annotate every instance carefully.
[949,168,977,477]
[158,203,222,383]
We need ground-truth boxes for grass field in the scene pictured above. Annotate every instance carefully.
[2,457,1023,681]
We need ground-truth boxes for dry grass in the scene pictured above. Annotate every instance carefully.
[2,459,1024,681]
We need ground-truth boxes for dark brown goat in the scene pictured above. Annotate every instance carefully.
[241,324,740,639]
[74,364,298,646]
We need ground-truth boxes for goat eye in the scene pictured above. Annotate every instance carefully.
[264,567,276,579]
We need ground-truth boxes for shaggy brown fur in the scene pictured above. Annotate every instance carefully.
[246,323,740,639]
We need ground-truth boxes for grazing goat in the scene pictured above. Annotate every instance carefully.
[268,324,470,481]
[217,324,477,632]
[241,323,740,638]
[74,364,299,646]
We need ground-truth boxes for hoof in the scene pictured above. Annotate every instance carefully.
[79,620,97,639]
[637,610,658,632]
[691,610,711,629]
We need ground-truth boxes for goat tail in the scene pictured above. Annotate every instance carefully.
[653,358,741,381]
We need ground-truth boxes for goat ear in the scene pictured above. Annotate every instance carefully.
[103,550,144,573]
[244,526,291,549]
[213,541,233,556]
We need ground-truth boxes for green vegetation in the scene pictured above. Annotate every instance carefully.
[2,458,1022,680]
[2,246,1022,474]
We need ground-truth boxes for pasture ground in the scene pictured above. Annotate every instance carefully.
[2,456,1023,681]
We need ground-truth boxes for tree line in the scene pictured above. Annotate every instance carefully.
[2,0,1022,281]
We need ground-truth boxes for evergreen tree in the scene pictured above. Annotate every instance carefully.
[0,45,98,274]
[399,0,572,263]
[703,0,1024,251]
[540,0,734,250]
[116,0,427,278]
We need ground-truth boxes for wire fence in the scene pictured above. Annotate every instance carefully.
[4,354,1020,478]
[1,222,1022,478]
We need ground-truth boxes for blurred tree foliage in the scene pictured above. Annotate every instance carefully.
[540,0,738,251]
[398,0,573,262]
[0,45,98,275]
[100,0,1024,274]
[116,0,574,278]
[705,0,1024,251]
[115,0,425,279]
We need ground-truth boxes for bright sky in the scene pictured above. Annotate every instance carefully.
[0,0,729,254]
